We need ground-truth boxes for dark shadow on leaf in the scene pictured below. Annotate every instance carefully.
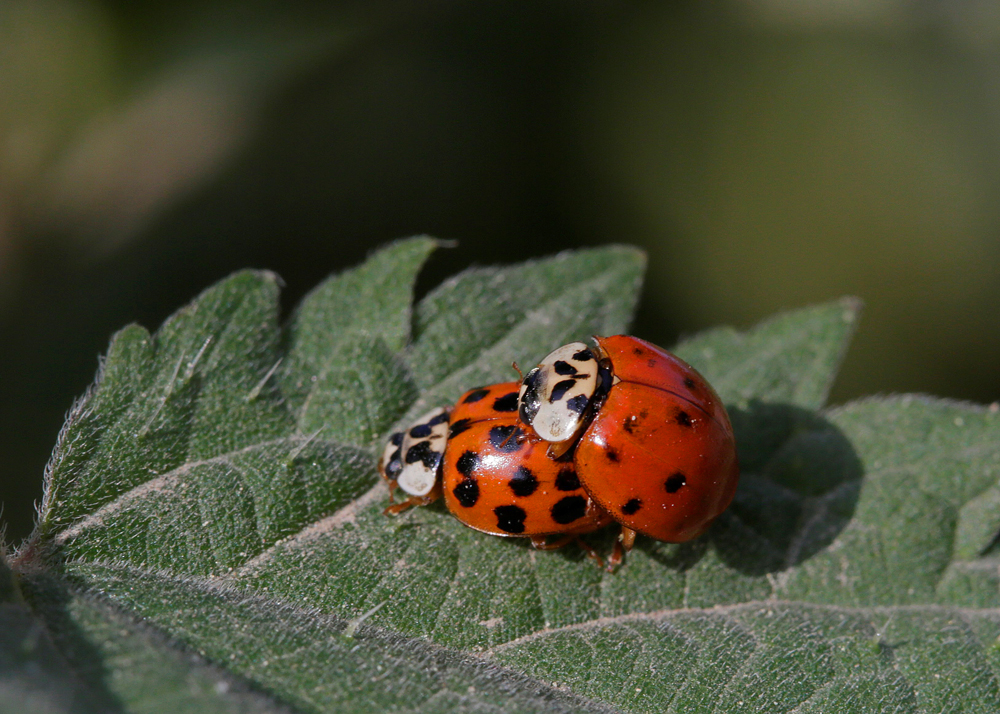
[710,400,863,576]
[21,567,291,712]
[403,399,863,575]
[639,537,709,572]
[18,571,125,712]
[492,400,863,575]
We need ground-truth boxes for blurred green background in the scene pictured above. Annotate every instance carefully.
[3,0,1000,546]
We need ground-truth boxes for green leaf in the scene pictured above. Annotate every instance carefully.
[674,296,862,409]
[40,270,293,536]
[403,245,645,418]
[282,237,438,440]
[15,245,1000,712]
[17,242,647,712]
[41,561,611,714]
[6,549,269,714]
[1,592,97,712]
[18,566,294,713]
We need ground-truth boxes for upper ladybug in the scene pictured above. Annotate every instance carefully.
[518,335,739,565]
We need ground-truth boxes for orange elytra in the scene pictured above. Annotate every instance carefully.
[518,335,739,565]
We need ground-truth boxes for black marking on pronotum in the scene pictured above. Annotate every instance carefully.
[566,394,589,414]
[622,498,642,515]
[389,432,404,446]
[427,412,449,427]
[453,478,480,507]
[555,469,581,491]
[489,425,523,452]
[405,441,440,469]
[676,410,693,428]
[456,450,480,477]
[549,379,577,402]
[550,496,587,524]
[572,348,594,361]
[384,452,402,478]
[665,472,687,493]
[519,368,543,425]
[409,423,433,438]
[494,505,527,533]
[464,388,489,403]
[509,466,538,497]
[592,365,614,408]
[492,392,519,413]
[553,360,579,376]
[449,418,472,439]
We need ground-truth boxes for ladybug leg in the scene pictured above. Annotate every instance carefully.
[384,478,399,504]
[497,428,526,451]
[606,526,637,572]
[529,534,574,550]
[573,537,605,569]
[530,535,606,569]
[383,484,441,516]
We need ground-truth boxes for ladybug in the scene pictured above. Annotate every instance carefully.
[518,335,739,568]
[379,382,613,560]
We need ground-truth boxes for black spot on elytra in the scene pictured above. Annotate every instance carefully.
[555,469,581,491]
[632,346,644,356]
[549,379,577,402]
[566,394,589,414]
[449,418,472,439]
[572,348,594,361]
[509,466,538,497]
[554,360,579,376]
[647,358,657,368]
[389,432,404,446]
[622,498,642,515]
[665,472,687,493]
[551,496,587,524]
[606,447,620,463]
[684,377,697,390]
[494,505,527,533]
[489,425,523,452]
[519,368,543,424]
[492,392,519,412]
[456,450,480,477]
[453,478,479,507]
[623,415,638,434]
[409,423,432,438]
[463,388,489,403]
[676,410,693,428]
[405,441,441,469]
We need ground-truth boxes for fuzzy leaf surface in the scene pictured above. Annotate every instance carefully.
[15,242,1000,712]
[16,242,643,712]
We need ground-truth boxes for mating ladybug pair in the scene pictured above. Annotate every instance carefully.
[378,335,739,570]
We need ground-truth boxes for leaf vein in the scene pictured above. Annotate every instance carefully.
[52,435,327,547]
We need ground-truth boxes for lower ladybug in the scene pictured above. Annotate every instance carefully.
[379,382,613,562]
[518,335,739,568]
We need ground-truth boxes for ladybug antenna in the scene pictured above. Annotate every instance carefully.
[590,336,609,361]
[511,361,524,381]
[499,427,524,450]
